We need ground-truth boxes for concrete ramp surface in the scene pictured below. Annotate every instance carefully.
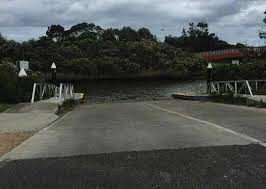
[0,102,59,133]
[2,100,262,161]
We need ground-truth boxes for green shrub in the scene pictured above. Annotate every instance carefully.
[213,61,266,81]
[246,99,257,107]
[0,63,18,103]
[256,100,266,108]
[19,72,42,102]
[0,63,42,103]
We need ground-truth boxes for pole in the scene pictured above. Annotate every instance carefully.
[206,63,213,94]
[207,69,211,94]
[51,69,56,85]
[17,77,21,102]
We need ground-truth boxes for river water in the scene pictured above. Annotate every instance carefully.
[75,80,206,102]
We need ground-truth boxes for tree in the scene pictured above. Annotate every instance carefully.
[46,25,65,41]
[0,22,206,80]
[181,28,187,38]
[63,23,103,39]
[236,43,245,48]
[164,22,232,52]
[138,28,155,41]
[102,29,117,41]
[119,27,139,41]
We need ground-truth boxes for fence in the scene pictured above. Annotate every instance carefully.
[31,83,74,103]
[209,80,266,97]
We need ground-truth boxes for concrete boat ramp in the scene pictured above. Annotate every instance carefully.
[1,98,266,161]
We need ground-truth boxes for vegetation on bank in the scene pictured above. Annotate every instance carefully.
[1,18,266,103]
[0,22,209,79]
[212,61,266,81]
[0,63,41,103]
[164,22,236,52]
[211,94,266,108]
[0,104,9,112]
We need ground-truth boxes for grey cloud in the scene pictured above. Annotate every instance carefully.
[0,0,265,45]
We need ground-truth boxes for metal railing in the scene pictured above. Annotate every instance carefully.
[58,83,74,100]
[31,83,74,103]
[209,80,266,98]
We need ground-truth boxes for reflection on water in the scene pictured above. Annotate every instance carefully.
[75,80,206,102]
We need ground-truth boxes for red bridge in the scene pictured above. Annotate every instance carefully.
[199,48,264,61]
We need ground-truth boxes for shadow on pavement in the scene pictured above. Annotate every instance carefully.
[0,144,265,189]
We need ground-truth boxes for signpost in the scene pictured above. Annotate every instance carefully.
[18,68,28,102]
[207,63,213,94]
[19,61,29,70]
[51,63,57,84]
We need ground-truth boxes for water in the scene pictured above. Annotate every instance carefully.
[75,80,206,102]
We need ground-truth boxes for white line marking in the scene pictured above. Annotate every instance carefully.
[143,102,266,147]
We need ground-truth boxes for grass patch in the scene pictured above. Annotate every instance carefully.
[210,94,266,108]
[0,104,9,112]
[57,99,77,115]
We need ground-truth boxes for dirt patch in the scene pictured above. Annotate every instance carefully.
[0,132,35,156]
[0,144,265,189]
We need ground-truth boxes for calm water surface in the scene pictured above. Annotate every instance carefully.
[75,80,206,102]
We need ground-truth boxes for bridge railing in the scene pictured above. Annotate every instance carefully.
[31,83,74,103]
[209,80,266,98]
[58,83,74,100]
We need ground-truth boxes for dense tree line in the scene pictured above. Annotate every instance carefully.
[165,22,235,52]
[0,23,205,79]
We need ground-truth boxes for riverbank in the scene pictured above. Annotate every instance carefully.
[0,104,9,112]
[45,71,204,81]
[210,95,266,108]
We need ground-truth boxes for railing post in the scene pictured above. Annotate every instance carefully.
[31,83,37,103]
[235,82,237,95]
[40,86,46,100]
[59,83,63,99]
[246,80,254,98]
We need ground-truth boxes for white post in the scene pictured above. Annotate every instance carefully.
[70,85,74,98]
[225,83,228,93]
[235,82,237,95]
[59,83,63,99]
[246,80,254,98]
[65,86,69,99]
[40,86,46,100]
[31,83,37,103]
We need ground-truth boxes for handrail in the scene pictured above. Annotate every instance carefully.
[31,83,74,103]
[209,80,266,98]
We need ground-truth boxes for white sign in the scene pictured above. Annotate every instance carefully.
[19,61,29,70]
[207,63,213,69]
[232,60,240,65]
[18,68,27,77]
[51,63,56,69]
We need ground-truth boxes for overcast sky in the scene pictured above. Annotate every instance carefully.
[0,0,265,45]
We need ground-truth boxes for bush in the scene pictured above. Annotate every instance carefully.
[0,63,42,103]
[213,61,266,81]
[19,72,42,102]
[0,63,18,103]
[211,94,266,109]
